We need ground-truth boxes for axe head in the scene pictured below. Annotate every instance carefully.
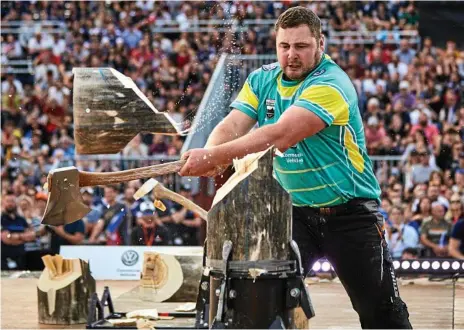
[42,167,91,226]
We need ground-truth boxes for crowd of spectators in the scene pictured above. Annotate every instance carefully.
[1,1,463,271]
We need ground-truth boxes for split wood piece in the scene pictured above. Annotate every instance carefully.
[37,255,96,325]
[72,67,184,155]
[134,178,208,220]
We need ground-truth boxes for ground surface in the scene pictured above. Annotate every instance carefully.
[1,277,463,329]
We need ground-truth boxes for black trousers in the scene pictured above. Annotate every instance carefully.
[293,199,412,329]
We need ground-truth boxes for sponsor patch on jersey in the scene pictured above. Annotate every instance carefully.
[266,99,275,118]
[312,68,326,77]
[262,63,278,71]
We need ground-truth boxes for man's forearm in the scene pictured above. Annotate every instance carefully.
[210,123,286,166]
[205,122,242,149]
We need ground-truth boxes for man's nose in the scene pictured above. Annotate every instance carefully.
[288,47,298,59]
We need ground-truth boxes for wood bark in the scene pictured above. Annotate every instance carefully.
[207,148,292,263]
[166,255,203,302]
[37,258,96,325]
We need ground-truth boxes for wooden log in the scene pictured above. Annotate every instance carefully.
[37,255,96,324]
[72,68,181,155]
[207,147,292,263]
[206,148,312,328]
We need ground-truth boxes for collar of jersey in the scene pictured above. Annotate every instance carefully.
[279,53,327,86]
[277,53,327,98]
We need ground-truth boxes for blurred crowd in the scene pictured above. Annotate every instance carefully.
[1,1,463,271]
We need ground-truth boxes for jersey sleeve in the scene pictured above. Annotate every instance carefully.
[230,68,261,120]
[294,79,350,127]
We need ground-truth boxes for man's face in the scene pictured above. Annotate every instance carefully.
[276,24,323,81]
[427,185,439,200]
[3,195,17,214]
[104,188,117,203]
[431,204,445,220]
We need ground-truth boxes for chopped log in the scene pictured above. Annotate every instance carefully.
[206,147,312,328]
[207,147,292,262]
[72,68,182,155]
[37,255,96,324]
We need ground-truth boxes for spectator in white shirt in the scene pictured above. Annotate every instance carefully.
[388,53,408,79]
[386,206,419,258]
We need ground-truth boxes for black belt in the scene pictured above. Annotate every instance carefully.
[301,198,378,217]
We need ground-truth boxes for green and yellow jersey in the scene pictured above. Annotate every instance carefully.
[230,54,381,207]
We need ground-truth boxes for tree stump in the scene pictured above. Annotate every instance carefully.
[37,255,96,324]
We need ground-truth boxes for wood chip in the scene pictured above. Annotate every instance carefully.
[175,302,196,312]
[107,318,138,326]
[126,309,159,320]
[41,255,57,278]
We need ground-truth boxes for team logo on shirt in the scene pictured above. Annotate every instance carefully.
[262,63,278,71]
[266,99,275,118]
[312,69,326,77]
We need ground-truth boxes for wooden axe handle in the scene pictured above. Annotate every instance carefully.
[154,185,208,221]
[78,160,186,187]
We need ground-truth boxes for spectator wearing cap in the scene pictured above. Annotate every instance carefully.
[363,97,382,121]
[392,81,416,110]
[1,192,36,270]
[420,202,452,257]
[385,205,419,258]
[131,201,171,246]
[365,116,386,154]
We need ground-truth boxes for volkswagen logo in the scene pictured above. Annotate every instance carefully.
[121,250,139,266]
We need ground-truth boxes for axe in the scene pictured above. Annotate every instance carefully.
[42,160,186,226]
[134,178,208,221]
[72,68,187,155]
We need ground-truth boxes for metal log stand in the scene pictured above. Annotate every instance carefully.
[199,148,315,329]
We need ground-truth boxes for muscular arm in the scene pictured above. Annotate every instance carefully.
[209,106,326,166]
[204,109,257,148]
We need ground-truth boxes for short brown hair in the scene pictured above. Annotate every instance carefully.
[275,6,321,40]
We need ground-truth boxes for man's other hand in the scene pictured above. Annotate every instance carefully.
[179,148,221,177]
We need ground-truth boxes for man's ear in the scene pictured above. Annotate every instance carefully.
[320,34,325,51]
